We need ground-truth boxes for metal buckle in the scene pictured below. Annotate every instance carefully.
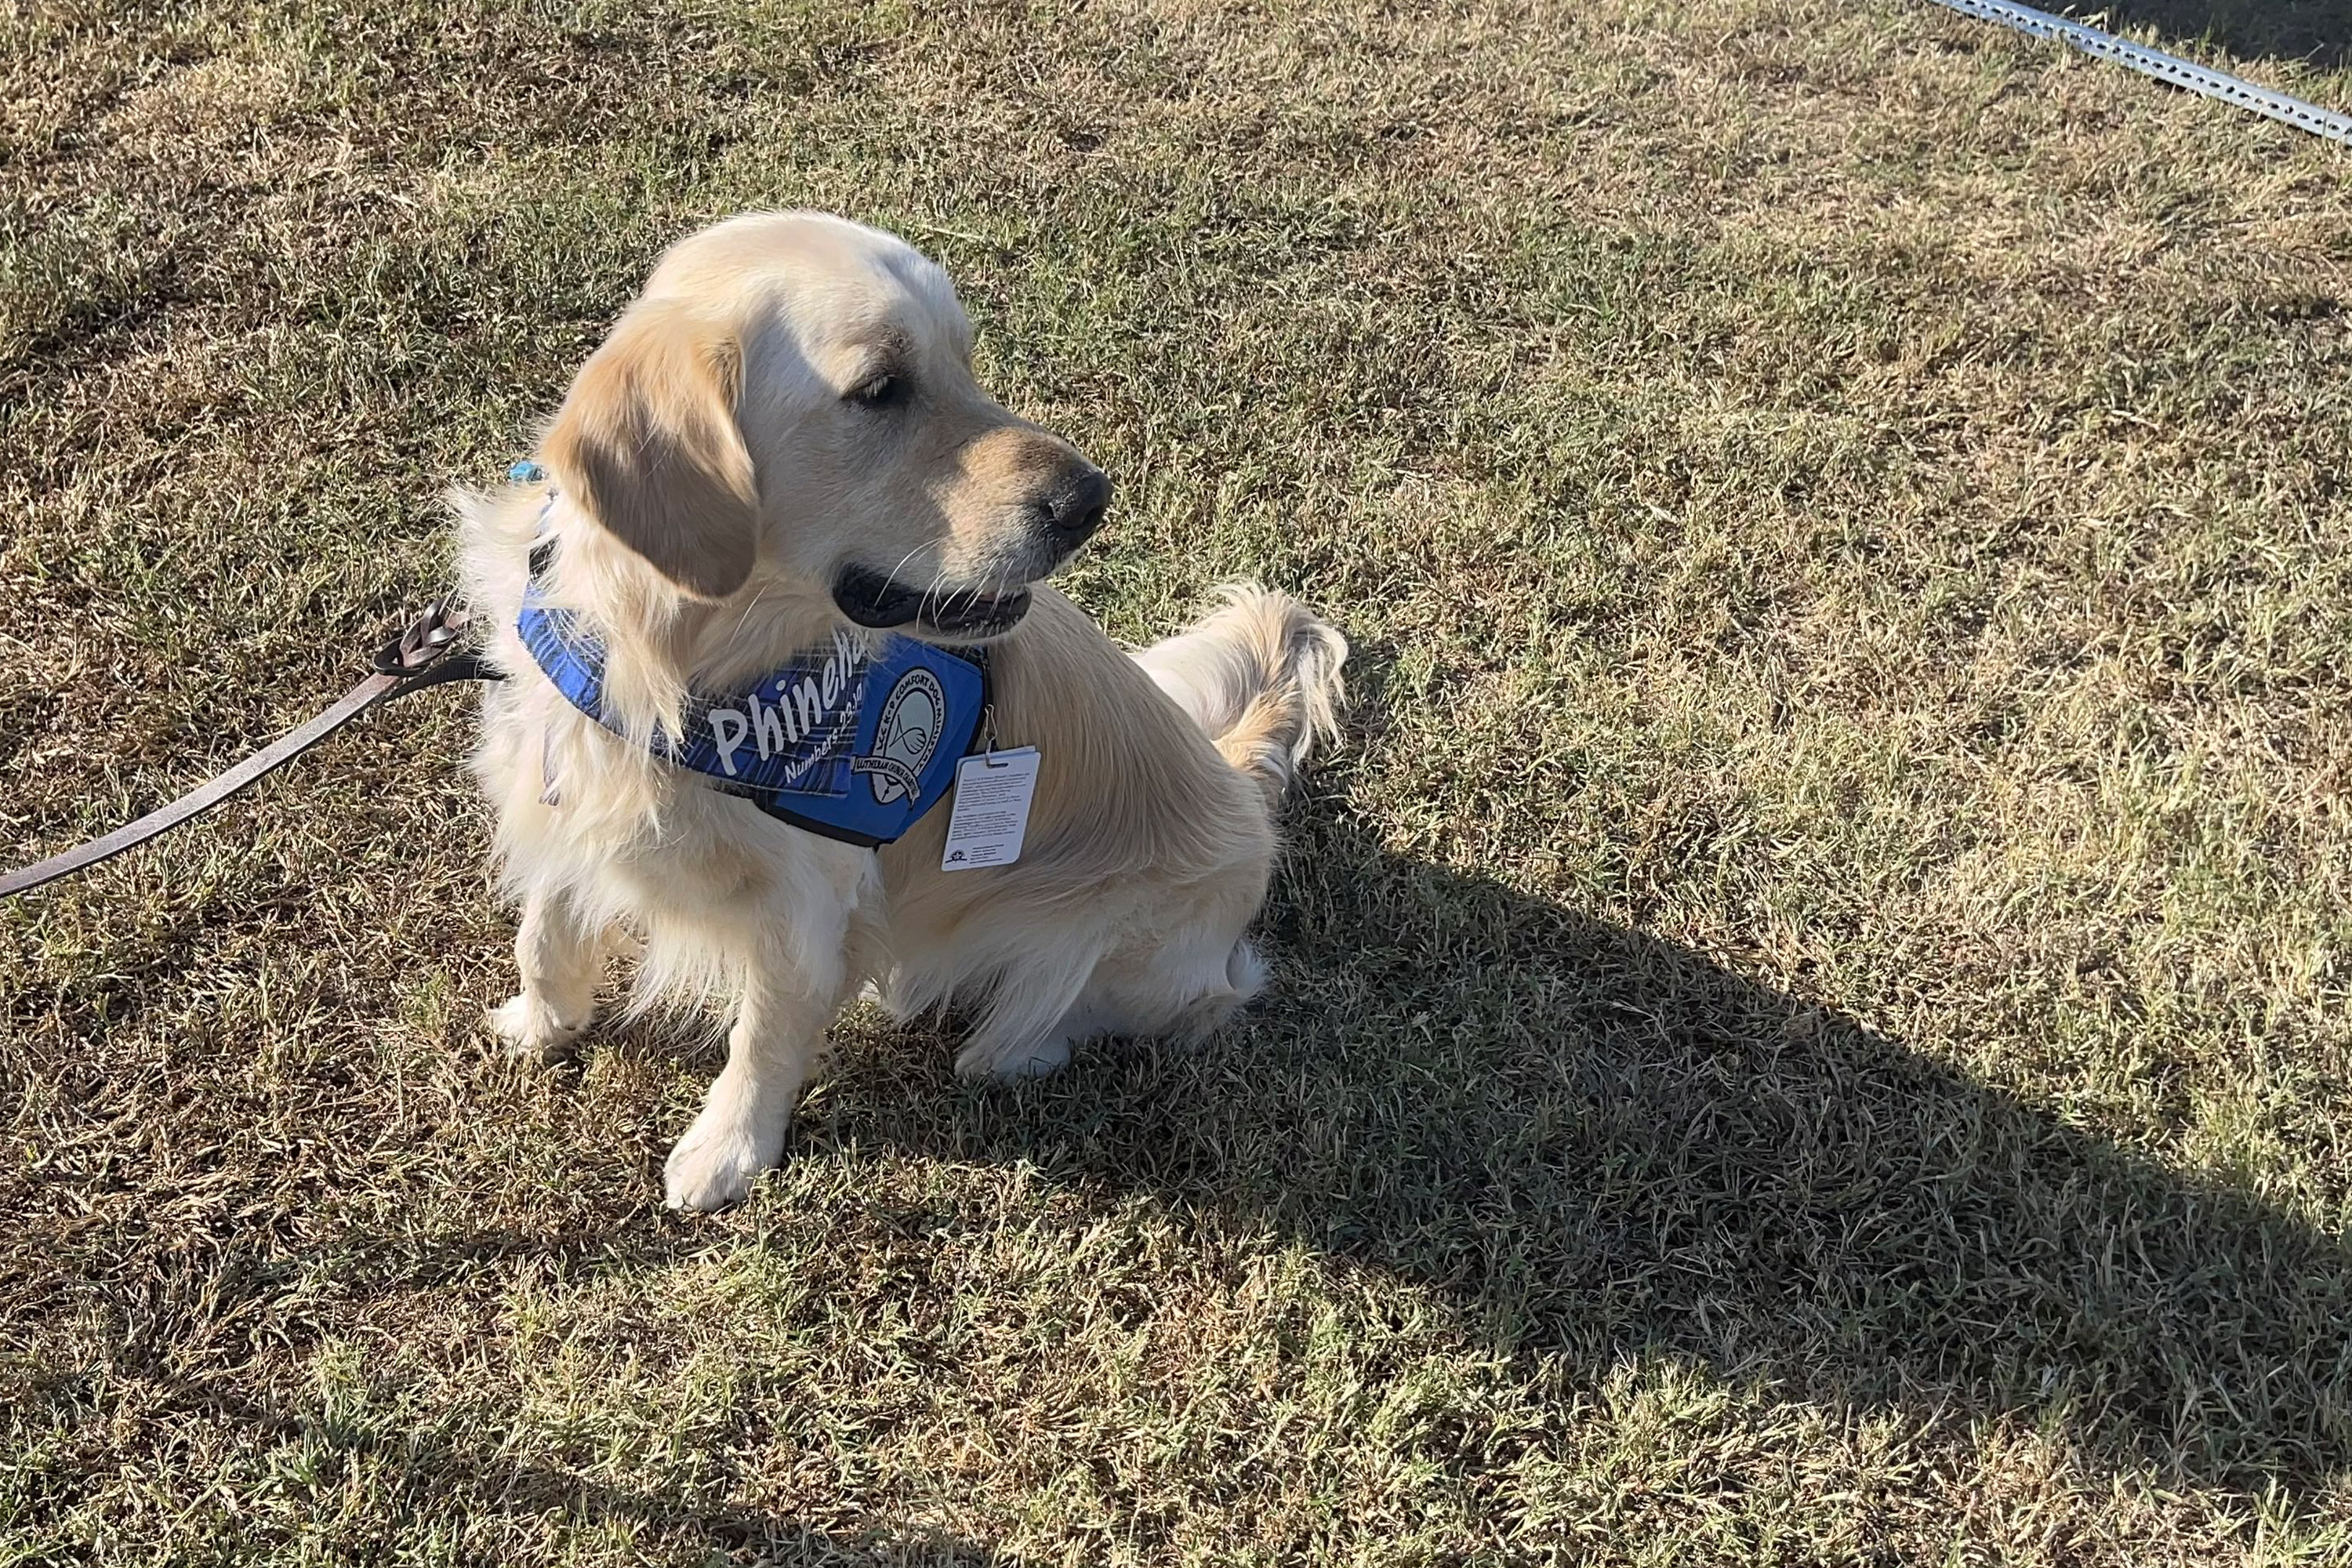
[372,600,466,677]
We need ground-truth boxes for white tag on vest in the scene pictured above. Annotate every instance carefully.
[941,747,1040,871]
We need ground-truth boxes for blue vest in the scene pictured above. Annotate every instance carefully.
[517,599,989,848]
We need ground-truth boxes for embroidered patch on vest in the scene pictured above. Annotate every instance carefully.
[855,666,946,804]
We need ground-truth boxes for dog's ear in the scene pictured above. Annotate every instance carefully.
[543,299,759,601]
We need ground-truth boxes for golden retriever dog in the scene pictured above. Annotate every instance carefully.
[453,212,1346,1210]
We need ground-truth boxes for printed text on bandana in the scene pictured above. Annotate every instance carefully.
[704,630,864,784]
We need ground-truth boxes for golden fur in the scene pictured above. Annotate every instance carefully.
[456,212,1345,1209]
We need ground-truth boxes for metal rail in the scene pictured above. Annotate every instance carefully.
[1926,0,2352,145]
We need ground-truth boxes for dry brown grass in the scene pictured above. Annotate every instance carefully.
[6,2,2352,1563]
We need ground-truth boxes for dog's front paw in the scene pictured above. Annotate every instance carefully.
[488,993,588,1063]
[663,1109,785,1211]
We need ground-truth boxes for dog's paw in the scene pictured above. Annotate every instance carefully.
[953,1033,1074,1083]
[663,1111,784,1211]
[487,993,588,1063]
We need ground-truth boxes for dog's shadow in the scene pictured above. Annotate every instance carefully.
[797,786,2352,1495]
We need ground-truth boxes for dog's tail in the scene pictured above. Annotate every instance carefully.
[1134,583,1348,804]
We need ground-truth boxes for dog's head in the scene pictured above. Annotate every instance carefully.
[541,212,1107,644]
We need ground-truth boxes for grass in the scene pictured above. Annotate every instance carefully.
[5,0,2352,1562]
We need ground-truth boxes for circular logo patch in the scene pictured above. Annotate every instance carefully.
[859,667,946,804]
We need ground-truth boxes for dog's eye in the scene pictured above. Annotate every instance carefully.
[846,372,907,409]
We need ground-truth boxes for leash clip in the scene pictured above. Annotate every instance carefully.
[372,600,468,677]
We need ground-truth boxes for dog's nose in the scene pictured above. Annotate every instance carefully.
[1038,465,1112,550]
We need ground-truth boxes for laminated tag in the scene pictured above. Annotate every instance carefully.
[941,747,1040,870]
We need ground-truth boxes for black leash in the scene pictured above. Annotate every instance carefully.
[0,603,500,900]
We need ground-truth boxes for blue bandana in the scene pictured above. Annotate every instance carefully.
[517,598,989,848]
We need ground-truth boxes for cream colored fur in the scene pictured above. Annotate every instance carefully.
[457,212,1345,1210]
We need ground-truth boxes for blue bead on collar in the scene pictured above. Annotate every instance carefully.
[512,497,989,848]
